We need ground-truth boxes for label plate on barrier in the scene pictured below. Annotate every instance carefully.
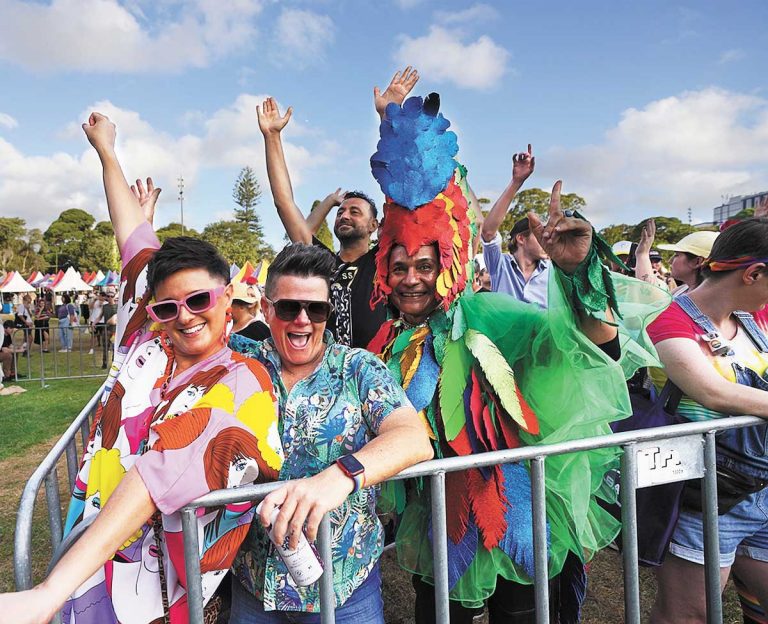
[636,434,704,488]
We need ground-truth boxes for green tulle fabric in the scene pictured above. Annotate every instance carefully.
[385,268,670,607]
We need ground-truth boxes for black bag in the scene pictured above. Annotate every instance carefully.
[605,380,685,567]
[681,464,767,515]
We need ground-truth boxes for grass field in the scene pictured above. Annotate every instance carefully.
[0,375,746,622]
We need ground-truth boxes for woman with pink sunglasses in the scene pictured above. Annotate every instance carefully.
[0,113,283,624]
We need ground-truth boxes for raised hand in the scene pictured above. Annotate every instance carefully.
[81,112,116,155]
[130,177,161,225]
[257,97,292,136]
[323,187,347,208]
[374,65,420,118]
[636,218,656,254]
[512,144,535,184]
[528,181,592,274]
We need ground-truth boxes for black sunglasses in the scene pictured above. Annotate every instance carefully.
[265,298,332,323]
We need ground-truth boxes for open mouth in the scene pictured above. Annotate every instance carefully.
[398,291,428,299]
[287,332,311,348]
[179,322,205,336]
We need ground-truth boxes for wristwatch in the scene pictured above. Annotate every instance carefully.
[336,454,366,493]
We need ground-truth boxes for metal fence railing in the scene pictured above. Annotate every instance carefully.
[13,383,764,624]
[6,326,113,386]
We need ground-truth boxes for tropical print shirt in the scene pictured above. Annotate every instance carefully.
[62,222,283,624]
[229,332,412,612]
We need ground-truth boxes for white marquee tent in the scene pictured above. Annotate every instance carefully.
[0,271,35,293]
[50,267,93,292]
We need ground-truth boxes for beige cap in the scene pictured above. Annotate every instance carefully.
[658,231,719,258]
[232,281,261,304]
[611,240,633,256]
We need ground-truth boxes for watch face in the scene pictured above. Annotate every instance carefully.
[338,454,365,476]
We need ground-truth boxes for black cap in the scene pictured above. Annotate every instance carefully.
[508,217,531,239]
[649,249,662,261]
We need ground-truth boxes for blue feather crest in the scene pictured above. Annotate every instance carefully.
[370,94,459,209]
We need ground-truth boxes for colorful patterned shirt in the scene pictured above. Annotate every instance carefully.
[62,222,283,624]
[229,331,412,612]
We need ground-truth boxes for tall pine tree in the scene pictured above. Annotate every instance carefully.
[232,166,264,235]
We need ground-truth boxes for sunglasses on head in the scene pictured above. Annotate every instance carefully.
[147,286,226,323]
[265,298,332,323]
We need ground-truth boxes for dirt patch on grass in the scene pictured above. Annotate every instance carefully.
[0,435,80,592]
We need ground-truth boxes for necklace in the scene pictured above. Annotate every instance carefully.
[400,316,430,330]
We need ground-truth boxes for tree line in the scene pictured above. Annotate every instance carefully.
[1,169,721,275]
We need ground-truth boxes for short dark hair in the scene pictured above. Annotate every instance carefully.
[343,191,378,220]
[507,217,532,253]
[3,320,14,329]
[703,217,768,280]
[61,293,71,304]
[265,243,338,299]
[147,236,229,294]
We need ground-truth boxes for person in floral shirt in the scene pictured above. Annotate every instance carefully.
[229,243,433,623]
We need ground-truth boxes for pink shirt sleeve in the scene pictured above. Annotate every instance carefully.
[120,221,160,266]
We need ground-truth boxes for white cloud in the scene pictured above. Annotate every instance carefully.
[434,3,498,25]
[718,48,746,65]
[394,26,509,90]
[0,96,337,231]
[0,0,263,72]
[537,88,768,226]
[271,8,335,68]
[0,112,18,129]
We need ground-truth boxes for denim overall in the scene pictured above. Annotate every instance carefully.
[676,295,768,480]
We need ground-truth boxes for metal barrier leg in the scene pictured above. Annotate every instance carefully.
[182,507,205,624]
[531,457,549,624]
[80,416,91,448]
[65,440,78,491]
[319,514,336,624]
[430,471,450,624]
[702,432,723,624]
[620,443,641,624]
[45,470,64,554]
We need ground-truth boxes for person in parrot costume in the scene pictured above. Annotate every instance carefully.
[366,93,670,622]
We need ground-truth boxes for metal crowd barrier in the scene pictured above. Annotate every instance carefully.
[13,386,763,624]
[7,325,113,386]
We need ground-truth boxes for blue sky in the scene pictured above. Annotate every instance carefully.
[1,0,767,250]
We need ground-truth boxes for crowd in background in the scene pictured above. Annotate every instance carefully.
[2,64,768,624]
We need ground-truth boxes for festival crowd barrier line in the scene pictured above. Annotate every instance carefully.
[14,382,760,624]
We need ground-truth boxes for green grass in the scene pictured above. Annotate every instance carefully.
[0,378,103,461]
[7,321,113,383]
[0,377,105,593]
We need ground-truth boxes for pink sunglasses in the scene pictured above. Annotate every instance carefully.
[146,286,226,323]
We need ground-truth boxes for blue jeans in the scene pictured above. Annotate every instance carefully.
[670,485,768,567]
[229,564,384,624]
[58,317,72,350]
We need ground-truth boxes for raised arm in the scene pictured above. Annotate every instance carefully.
[257,97,312,244]
[529,181,619,346]
[634,218,656,284]
[481,145,535,242]
[306,188,346,236]
[82,113,145,251]
[374,65,420,120]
